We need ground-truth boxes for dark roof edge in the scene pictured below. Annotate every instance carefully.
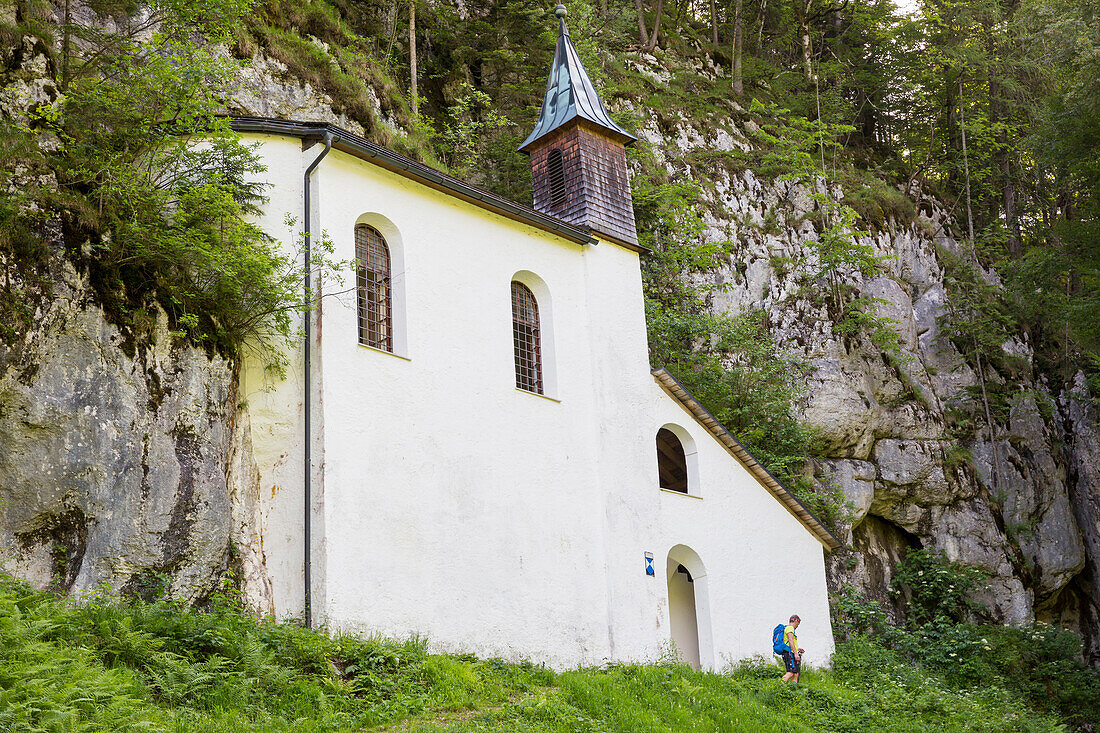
[652,368,844,552]
[227,116,598,247]
[517,111,637,153]
[592,228,648,253]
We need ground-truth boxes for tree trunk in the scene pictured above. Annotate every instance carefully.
[986,7,1022,257]
[990,79,1021,256]
[1002,153,1021,255]
[757,0,767,51]
[385,0,400,69]
[409,0,418,119]
[959,82,975,246]
[799,0,813,79]
[645,0,665,51]
[61,0,71,90]
[732,0,743,95]
[975,350,1003,497]
[711,0,719,44]
[801,30,812,78]
[635,0,650,46]
[800,24,813,78]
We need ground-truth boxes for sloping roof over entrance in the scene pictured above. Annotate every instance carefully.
[518,5,637,152]
[652,368,843,552]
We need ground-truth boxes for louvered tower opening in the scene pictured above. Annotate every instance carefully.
[547,149,566,208]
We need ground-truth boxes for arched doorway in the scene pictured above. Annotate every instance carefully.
[666,545,714,670]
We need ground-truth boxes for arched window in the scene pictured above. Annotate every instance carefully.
[547,148,566,208]
[356,224,391,351]
[656,428,688,493]
[511,281,543,394]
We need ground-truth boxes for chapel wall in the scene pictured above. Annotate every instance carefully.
[598,382,835,669]
[307,148,634,667]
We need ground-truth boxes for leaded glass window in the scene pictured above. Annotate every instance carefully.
[511,281,543,394]
[356,224,392,351]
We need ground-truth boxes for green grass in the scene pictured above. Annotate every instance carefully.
[0,576,1074,732]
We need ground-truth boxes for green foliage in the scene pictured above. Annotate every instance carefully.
[831,586,899,643]
[979,624,1100,729]
[242,0,432,160]
[0,575,551,731]
[748,99,850,182]
[832,592,1100,730]
[430,83,510,178]
[839,173,919,229]
[832,549,1100,729]
[832,551,991,672]
[745,100,902,354]
[1,574,1085,732]
[2,0,328,361]
[891,550,988,627]
[830,637,1064,733]
[1012,0,1100,381]
[937,245,1017,372]
[942,443,973,469]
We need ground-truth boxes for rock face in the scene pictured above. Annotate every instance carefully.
[0,255,271,605]
[634,91,1100,663]
[0,26,274,608]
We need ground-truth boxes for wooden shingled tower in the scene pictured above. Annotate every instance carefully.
[519,4,639,248]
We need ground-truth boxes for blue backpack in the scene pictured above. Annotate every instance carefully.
[772,623,789,653]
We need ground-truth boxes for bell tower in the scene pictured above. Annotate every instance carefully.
[519,4,639,249]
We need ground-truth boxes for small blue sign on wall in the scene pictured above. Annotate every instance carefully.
[644,552,654,576]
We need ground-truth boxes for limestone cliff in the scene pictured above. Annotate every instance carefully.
[0,16,274,611]
[0,252,274,608]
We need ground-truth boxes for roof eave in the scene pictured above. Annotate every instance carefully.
[227,116,598,247]
[518,113,637,154]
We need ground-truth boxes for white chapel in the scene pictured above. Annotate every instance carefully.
[235,5,840,670]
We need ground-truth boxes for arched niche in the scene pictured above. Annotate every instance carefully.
[355,213,408,357]
[666,544,714,670]
[657,423,700,496]
[510,270,558,397]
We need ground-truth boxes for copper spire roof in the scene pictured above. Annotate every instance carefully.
[518,4,637,153]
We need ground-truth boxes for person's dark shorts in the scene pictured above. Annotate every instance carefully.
[781,651,801,673]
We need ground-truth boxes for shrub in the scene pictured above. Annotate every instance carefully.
[831,585,900,644]
[891,549,988,626]
[831,553,1100,730]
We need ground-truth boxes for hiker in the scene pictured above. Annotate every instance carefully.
[774,614,804,683]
